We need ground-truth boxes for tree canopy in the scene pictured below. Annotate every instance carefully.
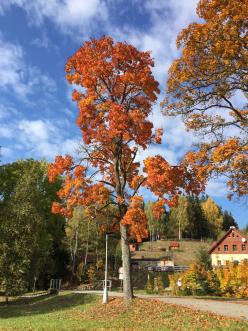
[0,160,67,300]
[163,0,248,199]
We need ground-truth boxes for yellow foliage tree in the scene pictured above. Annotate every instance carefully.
[201,197,224,239]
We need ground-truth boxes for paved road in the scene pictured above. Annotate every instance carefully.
[73,290,248,320]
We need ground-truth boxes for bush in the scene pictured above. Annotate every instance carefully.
[168,273,181,295]
[87,265,98,284]
[154,273,164,294]
[168,261,248,298]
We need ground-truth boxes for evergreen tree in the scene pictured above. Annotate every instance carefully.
[222,211,238,231]
[169,195,208,239]
[187,196,209,239]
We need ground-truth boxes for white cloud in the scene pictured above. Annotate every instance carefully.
[1,146,13,158]
[17,119,80,159]
[18,120,54,141]
[0,0,108,36]
[0,125,14,138]
[206,179,228,198]
[0,104,19,120]
[0,35,56,100]
[113,0,198,84]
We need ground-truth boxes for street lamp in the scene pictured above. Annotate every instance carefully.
[103,232,114,304]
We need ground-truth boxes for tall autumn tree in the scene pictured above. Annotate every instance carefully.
[201,197,224,239]
[48,37,204,302]
[163,0,248,199]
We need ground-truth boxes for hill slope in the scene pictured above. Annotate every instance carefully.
[131,240,213,266]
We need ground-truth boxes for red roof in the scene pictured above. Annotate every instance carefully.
[209,227,247,254]
[169,241,180,247]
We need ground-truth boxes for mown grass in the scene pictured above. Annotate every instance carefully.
[0,292,247,330]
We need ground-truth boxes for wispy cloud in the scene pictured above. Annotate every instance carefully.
[0,34,56,101]
[17,119,80,159]
[206,178,228,198]
[0,0,108,36]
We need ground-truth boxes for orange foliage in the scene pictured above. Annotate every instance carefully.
[184,139,248,198]
[65,36,160,149]
[48,36,204,242]
[144,155,205,210]
[122,197,148,242]
[48,155,73,182]
[163,0,248,198]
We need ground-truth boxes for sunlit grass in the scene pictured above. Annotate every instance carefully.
[0,292,247,330]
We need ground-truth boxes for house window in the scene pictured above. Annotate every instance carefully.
[224,245,228,251]
[217,260,221,266]
[233,245,237,251]
[242,244,246,251]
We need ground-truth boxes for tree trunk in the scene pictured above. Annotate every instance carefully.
[84,219,90,267]
[120,223,133,302]
[5,291,9,304]
[178,219,181,241]
[113,146,133,303]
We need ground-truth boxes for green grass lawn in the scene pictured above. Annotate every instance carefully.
[0,292,247,331]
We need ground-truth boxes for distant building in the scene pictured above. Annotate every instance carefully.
[169,241,180,250]
[131,257,174,269]
[209,227,248,267]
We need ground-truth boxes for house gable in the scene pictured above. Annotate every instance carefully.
[209,227,248,255]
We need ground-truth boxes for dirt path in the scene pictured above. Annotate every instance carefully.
[73,290,248,320]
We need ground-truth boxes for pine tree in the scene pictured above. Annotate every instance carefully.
[222,211,238,231]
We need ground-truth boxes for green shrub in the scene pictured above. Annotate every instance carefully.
[154,273,164,294]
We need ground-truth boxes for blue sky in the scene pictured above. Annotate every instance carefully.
[0,0,247,227]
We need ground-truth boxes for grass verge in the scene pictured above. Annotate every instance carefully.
[0,292,247,330]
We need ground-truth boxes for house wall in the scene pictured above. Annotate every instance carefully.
[211,253,248,266]
[210,228,248,266]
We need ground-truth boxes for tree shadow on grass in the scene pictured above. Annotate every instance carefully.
[0,293,97,319]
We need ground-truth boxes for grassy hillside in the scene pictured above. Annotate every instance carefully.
[0,292,246,330]
[131,240,213,265]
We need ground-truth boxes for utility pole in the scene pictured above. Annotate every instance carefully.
[103,233,108,304]
[103,232,114,304]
